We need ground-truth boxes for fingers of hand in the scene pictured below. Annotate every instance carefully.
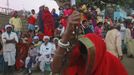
[68,13,80,25]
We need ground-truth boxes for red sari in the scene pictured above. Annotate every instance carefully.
[62,33,128,75]
[16,43,29,70]
[42,10,55,37]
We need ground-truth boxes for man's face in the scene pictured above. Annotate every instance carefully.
[44,38,49,44]
[6,27,12,33]
[34,39,39,43]
[14,12,18,17]
[32,10,35,14]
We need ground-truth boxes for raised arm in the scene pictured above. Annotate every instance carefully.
[51,11,80,73]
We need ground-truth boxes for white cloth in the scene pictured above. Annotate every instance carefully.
[124,28,132,44]
[33,36,39,40]
[3,51,16,66]
[71,0,76,6]
[39,42,56,72]
[2,32,18,66]
[105,29,122,57]
[25,56,39,68]
[25,56,30,68]
[120,24,126,40]
[38,54,51,72]
[124,28,134,56]
[39,42,56,55]
[60,26,65,36]
[2,32,18,52]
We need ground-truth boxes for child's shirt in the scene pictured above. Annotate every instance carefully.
[28,48,38,57]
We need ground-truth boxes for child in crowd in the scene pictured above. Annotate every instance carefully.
[32,36,42,51]
[25,43,39,75]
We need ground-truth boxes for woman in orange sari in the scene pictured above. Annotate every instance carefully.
[51,11,128,75]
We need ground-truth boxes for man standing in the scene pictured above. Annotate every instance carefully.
[9,11,22,33]
[105,24,123,59]
[2,25,19,74]
[51,8,59,28]
[124,23,134,57]
[37,5,45,33]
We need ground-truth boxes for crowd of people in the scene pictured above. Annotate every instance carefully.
[0,2,134,75]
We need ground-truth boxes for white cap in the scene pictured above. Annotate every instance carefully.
[35,25,38,28]
[43,36,50,40]
[5,24,13,29]
[33,36,39,40]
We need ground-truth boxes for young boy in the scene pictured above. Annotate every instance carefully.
[25,43,38,75]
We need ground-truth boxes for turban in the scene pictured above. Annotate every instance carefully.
[5,24,13,29]
[33,36,39,40]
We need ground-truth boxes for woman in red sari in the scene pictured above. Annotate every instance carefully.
[42,7,55,37]
[16,34,29,70]
[51,11,128,75]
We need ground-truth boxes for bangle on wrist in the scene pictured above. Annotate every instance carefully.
[58,39,70,48]
[58,39,71,52]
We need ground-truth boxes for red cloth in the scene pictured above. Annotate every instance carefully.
[28,15,36,25]
[16,43,29,70]
[37,33,45,40]
[61,9,74,29]
[42,10,55,37]
[63,33,128,75]
[95,26,103,38]
[64,9,74,17]
[60,17,67,28]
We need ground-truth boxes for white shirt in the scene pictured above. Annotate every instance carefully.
[2,32,18,52]
[40,42,56,55]
[105,29,122,57]
[120,24,126,40]
[124,28,132,44]
[39,42,56,63]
